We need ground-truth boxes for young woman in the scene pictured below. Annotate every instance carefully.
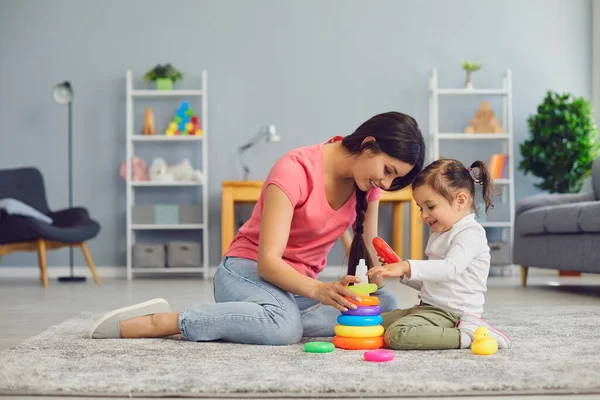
[89,111,425,345]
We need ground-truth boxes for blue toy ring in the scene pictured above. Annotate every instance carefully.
[342,305,382,316]
[337,315,383,326]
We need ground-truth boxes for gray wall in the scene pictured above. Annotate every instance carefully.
[0,0,593,271]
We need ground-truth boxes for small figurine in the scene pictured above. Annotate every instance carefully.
[141,107,156,135]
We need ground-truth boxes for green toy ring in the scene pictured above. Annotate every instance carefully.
[304,341,335,353]
[347,283,378,295]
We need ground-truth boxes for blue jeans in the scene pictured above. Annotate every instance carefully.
[178,256,398,345]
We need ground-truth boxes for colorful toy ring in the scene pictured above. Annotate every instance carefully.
[347,283,378,295]
[303,341,335,353]
[364,349,395,362]
[334,324,384,338]
[333,335,384,350]
[344,295,379,307]
[342,305,382,316]
[337,315,383,326]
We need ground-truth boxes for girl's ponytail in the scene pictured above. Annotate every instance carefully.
[469,160,496,213]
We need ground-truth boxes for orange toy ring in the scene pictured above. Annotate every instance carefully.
[344,295,379,307]
[333,335,384,350]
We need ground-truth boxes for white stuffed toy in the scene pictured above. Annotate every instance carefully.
[168,159,204,183]
[149,158,174,182]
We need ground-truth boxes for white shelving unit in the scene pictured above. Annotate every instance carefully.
[125,69,209,280]
[429,69,515,267]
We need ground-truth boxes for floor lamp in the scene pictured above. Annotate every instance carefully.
[52,81,86,283]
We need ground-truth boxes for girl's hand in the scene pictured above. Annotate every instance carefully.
[313,276,363,312]
[367,260,411,279]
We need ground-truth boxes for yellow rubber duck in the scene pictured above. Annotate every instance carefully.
[471,326,498,355]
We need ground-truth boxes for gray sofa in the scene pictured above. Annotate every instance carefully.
[513,157,600,286]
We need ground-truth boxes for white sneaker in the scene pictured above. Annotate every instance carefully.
[87,298,171,339]
[457,314,513,349]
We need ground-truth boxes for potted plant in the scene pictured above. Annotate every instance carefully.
[518,90,599,194]
[462,61,481,89]
[143,64,184,90]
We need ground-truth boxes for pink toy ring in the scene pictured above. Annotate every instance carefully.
[364,349,395,362]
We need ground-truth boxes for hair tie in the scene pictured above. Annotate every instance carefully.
[468,166,483,185]
[355,225,364,235]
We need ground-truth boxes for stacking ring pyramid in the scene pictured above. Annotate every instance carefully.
[333,283,385,350]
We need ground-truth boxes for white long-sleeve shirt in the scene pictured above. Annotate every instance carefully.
[402,213,490,317]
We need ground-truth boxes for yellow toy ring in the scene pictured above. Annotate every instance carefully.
[333,335,384,350]
[334,324,384,338]
[347,283,378,295]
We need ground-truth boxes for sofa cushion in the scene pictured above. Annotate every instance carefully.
[516,207,547,236]
[544,203,583,233]
[579,202,600,233]
[515,192,595,215]
[517,201,600,235]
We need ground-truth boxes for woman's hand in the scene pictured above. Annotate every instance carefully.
[313,275,364,312]
[367,260,411,279]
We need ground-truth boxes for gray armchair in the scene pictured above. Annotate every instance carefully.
[0,167,101,287]
[513,157,600,286]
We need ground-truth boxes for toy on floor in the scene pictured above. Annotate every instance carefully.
[471,326,498,355]
[303,341,335,353]
[333,259,385,350]
[373,237,399,264]
[165,101,203,136]
[363,349,395,362]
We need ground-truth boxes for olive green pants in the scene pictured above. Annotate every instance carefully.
[381,304,461,350]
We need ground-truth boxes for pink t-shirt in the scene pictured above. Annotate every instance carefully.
[224,137,381,278]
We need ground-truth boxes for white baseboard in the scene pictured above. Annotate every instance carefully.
[0,265,349,280]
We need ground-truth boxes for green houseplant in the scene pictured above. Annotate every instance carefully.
[518,91,599,193]
[143,64,184,90]
[462,61,481,89]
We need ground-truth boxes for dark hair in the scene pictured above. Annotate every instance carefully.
[411,158,497,215]
[342,111,425,276]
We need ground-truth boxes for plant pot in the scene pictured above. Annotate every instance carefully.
[156,78,173,91]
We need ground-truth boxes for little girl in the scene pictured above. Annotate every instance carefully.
[367,158,512,351]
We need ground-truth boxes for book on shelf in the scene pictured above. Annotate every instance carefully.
[488,153,508,179]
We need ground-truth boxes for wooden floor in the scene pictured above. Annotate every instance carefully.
[1,269,599,399]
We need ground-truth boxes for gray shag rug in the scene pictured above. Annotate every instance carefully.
[1,306,600,398]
